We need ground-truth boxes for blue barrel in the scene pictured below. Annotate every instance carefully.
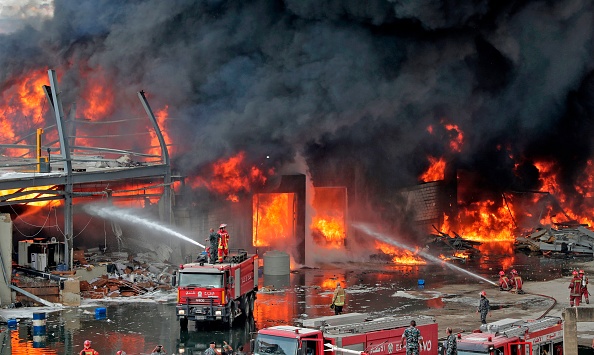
[33,334,47,348]
[7,318,17,329]
[32,312,46,335]
[95,307,107,320]
[417,279,425,285]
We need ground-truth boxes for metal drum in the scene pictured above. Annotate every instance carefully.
[263,250,290,276]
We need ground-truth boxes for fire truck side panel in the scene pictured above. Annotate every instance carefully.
[231,255,257,299]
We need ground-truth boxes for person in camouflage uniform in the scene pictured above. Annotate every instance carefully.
[400,320,422,355]
[444,327,457,355]
[477,291,491,324]
[207,228,219,264]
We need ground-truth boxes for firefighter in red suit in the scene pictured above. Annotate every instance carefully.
[569,270,583,307]
[217,223,230,263]
[498,271,511,291]
[579,269,589,304]
[80,340,99,355]
[510,269,524,294]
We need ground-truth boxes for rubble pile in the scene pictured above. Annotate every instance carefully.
[425,227,482,261]
[79,257,177,299]
[515,223,594,256]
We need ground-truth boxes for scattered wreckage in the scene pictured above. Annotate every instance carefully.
[425,226,481,262]
[515,222,594,256]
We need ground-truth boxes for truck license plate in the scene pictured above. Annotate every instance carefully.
[195,316,205,320]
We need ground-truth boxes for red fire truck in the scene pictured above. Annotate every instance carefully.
[455,317,563,355]
[175,250,258,328]
[253,313,438,355]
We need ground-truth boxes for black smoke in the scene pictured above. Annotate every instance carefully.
[1,0,594,230]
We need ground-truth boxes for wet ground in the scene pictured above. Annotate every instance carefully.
[2,246,590,354]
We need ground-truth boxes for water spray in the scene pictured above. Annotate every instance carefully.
[84,204,205,249]
[352,222,497,286]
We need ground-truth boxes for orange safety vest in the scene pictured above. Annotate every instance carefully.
[218,231,229,249]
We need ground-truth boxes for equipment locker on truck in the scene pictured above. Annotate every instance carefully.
[455,317,563,355]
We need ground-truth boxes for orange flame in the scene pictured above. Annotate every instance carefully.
[0,186,58,207]
[375,241,426,265]
[191,152,270,202]
[253,193,294,247]
[310,187,347,248]
[444,123,464,152]
[79,69,114,121]
[420,156,446,182]
[442,199,516,242]
[0,70,48,157]
[148,105,172,158]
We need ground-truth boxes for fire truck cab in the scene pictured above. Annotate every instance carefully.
[456,317,563,355]
[253,313,438,355]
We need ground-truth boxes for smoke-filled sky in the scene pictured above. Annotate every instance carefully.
[2,0,594,224]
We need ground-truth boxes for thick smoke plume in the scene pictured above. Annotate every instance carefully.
[1,0,594,234]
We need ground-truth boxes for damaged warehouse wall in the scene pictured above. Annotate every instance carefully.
[0,213,12,306]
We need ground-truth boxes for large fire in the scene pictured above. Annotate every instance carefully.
[190,152,270,202]
[375,241,426,265]
[419,156,446,183]
[253,193,295,247]
[310,187,347,248]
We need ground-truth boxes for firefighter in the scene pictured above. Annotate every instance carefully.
[79,340,98,355]
[476,291,491,324]
[444,327,457,355]
[150,345,166,354]
[569,270,583,307]
[206,228,219,264]
[400,320,423,355]
[510,269,524,294]
[218,224,230,263]
[498,271,511,291]
[579,269,589,304]
[331,282,346,315]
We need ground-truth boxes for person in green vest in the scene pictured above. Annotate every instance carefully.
[332,282,345,315]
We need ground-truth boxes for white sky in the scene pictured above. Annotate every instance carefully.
[0,0,53,34]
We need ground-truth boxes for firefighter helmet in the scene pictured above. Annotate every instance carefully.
[480,291,486,297]
[579,270,585,274]
[573,270,578,275]
[84,340,91,348]
[499,270,505,276]
[511,269,518,274]
[219,223,227,229]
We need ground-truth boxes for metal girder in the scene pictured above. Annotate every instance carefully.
[0,164,170,190]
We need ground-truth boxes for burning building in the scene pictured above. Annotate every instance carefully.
[0,0,591,270]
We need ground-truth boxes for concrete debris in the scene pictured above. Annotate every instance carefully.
[515,223,594,256]
[13,248,176,304]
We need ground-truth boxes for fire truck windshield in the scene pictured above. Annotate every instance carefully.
[253,335,297,355]
[178,272,223,288]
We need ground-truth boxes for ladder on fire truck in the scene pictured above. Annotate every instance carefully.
[482,317,562,338]
[321,315,436,335]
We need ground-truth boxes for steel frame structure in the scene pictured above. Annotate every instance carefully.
[0,69,172,270]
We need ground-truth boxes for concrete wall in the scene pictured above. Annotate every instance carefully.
[0,213,12,306]
[563,306,594,355]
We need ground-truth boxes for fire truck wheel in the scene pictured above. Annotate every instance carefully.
[249,294,255,316]
[180,317,188,329]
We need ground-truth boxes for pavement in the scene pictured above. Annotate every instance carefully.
[413,259,594,347]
